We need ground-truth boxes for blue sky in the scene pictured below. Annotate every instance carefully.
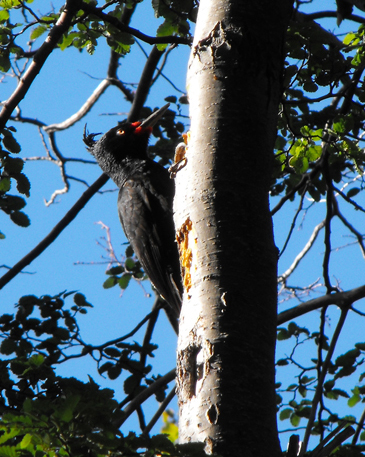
[2,0,365,449]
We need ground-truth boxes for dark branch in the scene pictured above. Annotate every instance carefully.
[0,173,109,290]
[80,1,192,46]
[277,284,365,325]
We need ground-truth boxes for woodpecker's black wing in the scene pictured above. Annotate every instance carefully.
[117,159,182,317]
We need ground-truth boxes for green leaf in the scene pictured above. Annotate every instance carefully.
[336,348,361,367]
[19,433,32,449]
[303,81,318,93]
[0,9,9,22]
[277,328,289,340]
[165,96,177,104]
[10,210,30,227]
[4,157,23,173]
[108,364,122,380]
[0,338,17,355]
[289,155,309,173]
[2,132,21,153]
[15,173,31,196]
[347,188,360,198]
[59,32,79,51]
[0,177,11,192]
[125,245,134,257]
[29,354,44,367]
[104,347,121,357]
[73,292,92,307]
[106,265,124,275]
[125,258,135,270]
[124,374,139,394]
[290,413,301,427]
[30,25,47,40]
[161,411,178,443]
[279,408,292,420]
[348,393,361,407]
[118,273,131,289]
[277,358,289,366]
[343,32,357,45]
[103,276,118,289]
[0,49,10,72]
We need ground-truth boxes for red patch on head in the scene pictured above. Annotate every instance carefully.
[132,122,153,136]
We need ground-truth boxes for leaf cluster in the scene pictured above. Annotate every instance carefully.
[271,20,365,205]
[277,322,365,441]
[0,127,30,236]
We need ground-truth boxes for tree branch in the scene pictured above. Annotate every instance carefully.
[0,0,81,129]
[117,368,176,427]
[0,173,109,290]
[44,79,111,133]
[279,220,325,284]
[80,1,192,46]
[141,388,176,437]
[300,308,349,454]
[277,284,365,325]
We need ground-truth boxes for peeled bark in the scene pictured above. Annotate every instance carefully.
[174,1,293,455]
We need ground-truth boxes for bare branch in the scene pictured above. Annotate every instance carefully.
[279,220,325,283]
[352,407,365,445]
[117,368,176,427]
[44,79,111,133]
[312,421,355,457]
[333,198,365,259]
[279,185,307,258]
[332,184,365,214]
[0,173,109,290]
[127,46,165,122]
[141,388,176,437]
[300,309,349,454]
[277,284,365,325]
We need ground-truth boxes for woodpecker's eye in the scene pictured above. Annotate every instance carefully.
[117,129,125,136]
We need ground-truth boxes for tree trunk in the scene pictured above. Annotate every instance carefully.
[174,1,293,455]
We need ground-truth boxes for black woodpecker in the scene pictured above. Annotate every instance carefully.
[84,105,182,329]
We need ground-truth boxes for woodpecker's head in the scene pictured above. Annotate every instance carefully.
[84,104,170,165]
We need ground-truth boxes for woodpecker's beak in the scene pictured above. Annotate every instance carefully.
[139,103,170,129]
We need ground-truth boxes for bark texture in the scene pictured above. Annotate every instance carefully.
[174,1,293,456]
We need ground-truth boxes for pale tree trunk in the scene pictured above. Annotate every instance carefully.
[174,1,293,456]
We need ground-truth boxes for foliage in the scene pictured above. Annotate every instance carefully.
[1,0,365,456]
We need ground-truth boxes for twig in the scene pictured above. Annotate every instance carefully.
[311,421,350,457]
[352,407,365,445]
[141,388,176,437]
[117,368,176,427]
[279,220,325,283]
[279,185,307,258]
[332,184,365,214]
[300,309,349,454]
[314,427,355,457]
[127,46,165,122]
[44,79,111,132]
[333,198,365,259]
